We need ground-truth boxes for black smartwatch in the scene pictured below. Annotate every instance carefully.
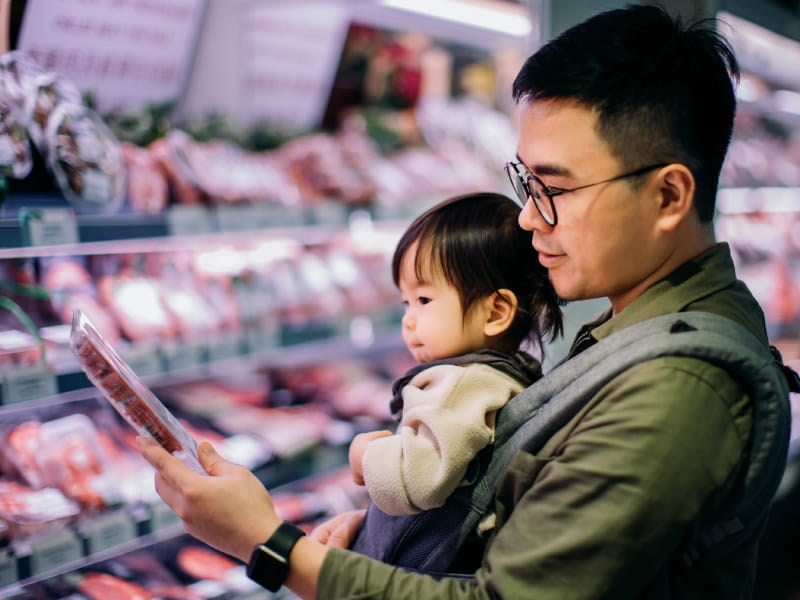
[246,521,306,592]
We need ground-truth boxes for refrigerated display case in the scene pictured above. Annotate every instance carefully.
[0,1,537,596]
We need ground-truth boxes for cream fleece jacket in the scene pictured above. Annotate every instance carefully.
[362,362,527,516]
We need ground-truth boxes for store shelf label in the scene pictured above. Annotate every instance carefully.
[214,205,265,232]
[150,500,182,531]
[29,530,82,576]
[310,200,348,226]
[120,347,162,378]
[207,332,243,362]
[0,548,17,589]
[243,324,279,355]
[1,367,58,405]
[261,203,305,227]
[167,205,215,236]
[161,341,206,372]
[81,510,137,555]
[21,208,78,246]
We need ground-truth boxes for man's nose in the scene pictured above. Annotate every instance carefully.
[518,197,552,232]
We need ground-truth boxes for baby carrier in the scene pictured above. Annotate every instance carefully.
[350,311,797,577]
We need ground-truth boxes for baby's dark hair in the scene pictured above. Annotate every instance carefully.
[392,192,563,354]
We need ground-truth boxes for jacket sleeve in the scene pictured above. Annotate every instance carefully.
[362,363,524,516]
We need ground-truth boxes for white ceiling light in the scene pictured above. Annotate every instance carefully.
[379,0,532,37]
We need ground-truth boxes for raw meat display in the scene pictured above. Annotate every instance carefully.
[120,142,169,214]
[0,479,81,538]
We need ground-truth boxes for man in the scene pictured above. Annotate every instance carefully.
[140,5,793,599]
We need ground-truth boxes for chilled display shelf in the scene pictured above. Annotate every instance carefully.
[0,502,185,594]
[0,448,358,597]
[0,312,403,409]
[717,187,800,214]
[0,195,429,257]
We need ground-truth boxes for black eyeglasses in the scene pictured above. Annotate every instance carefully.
[504,161,669,226]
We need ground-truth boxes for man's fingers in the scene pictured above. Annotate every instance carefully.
[326,510,366,549]
[137,436,197,509]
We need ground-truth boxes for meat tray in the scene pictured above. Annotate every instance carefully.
[69,308,204,474]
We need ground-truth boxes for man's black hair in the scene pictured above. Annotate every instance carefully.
[513,4,739,222]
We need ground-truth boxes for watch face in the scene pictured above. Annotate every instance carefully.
[247,544,289,593]
[246,522,306,593]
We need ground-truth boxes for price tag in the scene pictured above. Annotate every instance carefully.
[150,500,182,531]
[120,346,162,378]
[161,341,206,372]
[167,204,214,236]
[21,208,78,246]
[261,202,305,227]
[1,366,57,405]
[29,530,82,576]
[80,510,136,554]
[0,548,17,589]
[243,323,279,355]
[310,199,347,226]
[207,332,243,362]
[214,205,261,232]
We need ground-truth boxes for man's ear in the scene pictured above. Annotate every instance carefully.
[656,163,695,232]
[483,289,518,337]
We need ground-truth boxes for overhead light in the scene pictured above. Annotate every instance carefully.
[379,0,532,37]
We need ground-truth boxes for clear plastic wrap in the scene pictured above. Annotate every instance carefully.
[24,72,83,151]
[45,102,126,213]
[0,89,33,178]
[69,308,204,474]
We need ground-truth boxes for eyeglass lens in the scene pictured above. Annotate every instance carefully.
[505,163,556,225]
[527,176,556,224]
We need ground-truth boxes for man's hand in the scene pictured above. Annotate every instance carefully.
[308,509,366,548]
[348,430,393,485]
[137,437,281,562]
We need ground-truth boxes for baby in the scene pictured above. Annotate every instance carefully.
[348,192,563,569]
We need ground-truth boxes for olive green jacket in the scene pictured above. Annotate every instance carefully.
[318,242,770,599]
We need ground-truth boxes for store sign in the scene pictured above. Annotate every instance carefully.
[241,2,350,132]
[16,0,206,113]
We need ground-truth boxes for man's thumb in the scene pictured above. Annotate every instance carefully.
[197,441,231,475]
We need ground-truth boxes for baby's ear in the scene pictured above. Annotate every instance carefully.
[483,289,518,337]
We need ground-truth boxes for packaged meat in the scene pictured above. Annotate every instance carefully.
[120,142,169,214]
[158,270,223,341]
[0,328,43,370]
[77,572,154,600]
[2,414,124,511]
[97,273,177,342]
[40,256,122,345]
[23,72,83,151]
[36,413,114,511]
[0,50,43,110]
[0,89,33,179]
[148,130,204,205]
[44,102,126,214]
[2,420,46,488]
[0,480,81,539]
[69,309,204,474]
[175,545,239,582]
